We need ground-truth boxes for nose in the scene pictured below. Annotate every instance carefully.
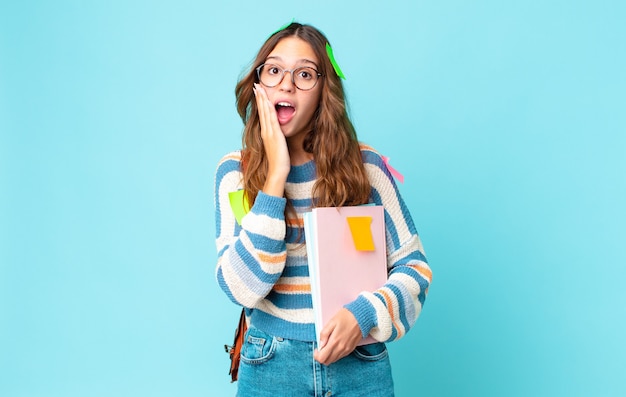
[278,70,295,91]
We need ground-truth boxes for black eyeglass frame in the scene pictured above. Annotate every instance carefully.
[255,63,323,91]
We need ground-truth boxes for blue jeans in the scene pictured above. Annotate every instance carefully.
[236,326,395,397]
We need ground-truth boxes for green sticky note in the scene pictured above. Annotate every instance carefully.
[326,43,346,80]
[346,216,375,251]
[228,190,251,225]
[270,18,295,37]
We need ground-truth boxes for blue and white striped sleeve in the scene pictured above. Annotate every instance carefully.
[344,146,432,342]
[214,152,288,308]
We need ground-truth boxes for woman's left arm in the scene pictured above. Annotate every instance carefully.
[343,147,433,342]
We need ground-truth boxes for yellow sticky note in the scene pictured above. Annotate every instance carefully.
[346,216,375,251]
[228,190,250,225]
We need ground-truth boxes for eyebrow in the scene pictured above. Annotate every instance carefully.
[265,56,319,69]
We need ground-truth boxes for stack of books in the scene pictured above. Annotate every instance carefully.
[303,205,388,346]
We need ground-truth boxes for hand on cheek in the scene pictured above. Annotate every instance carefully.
[253,83,291,197]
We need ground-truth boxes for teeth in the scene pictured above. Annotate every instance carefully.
[276,102,293,107]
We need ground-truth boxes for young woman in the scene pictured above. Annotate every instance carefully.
[214,22,432,396]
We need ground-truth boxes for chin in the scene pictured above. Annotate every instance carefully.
[281,125,299,137]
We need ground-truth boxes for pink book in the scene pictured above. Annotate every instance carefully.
[303,206,388,347]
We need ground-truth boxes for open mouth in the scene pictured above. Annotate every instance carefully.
[275,102,296,125]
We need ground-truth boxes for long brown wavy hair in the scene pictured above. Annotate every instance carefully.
[235,22,370,213]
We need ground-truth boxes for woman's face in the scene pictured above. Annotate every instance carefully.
[261,37,322,142]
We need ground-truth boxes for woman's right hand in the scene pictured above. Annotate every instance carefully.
[254,83,290,197]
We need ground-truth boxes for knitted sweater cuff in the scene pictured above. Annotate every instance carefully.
[253,191,287,219]
[344,295,377,338]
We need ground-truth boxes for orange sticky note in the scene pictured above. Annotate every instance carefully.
[228,190,250,225]
[346,216,375,251]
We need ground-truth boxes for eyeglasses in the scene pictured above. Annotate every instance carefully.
[255,63,323,91]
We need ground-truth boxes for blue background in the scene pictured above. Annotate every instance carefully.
[1,1,625,396]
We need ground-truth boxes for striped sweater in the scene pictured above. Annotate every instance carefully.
[214,145,432,342]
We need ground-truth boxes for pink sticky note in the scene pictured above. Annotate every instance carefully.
[381,156,405,184]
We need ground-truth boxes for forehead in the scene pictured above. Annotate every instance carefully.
[267,37,318,65]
